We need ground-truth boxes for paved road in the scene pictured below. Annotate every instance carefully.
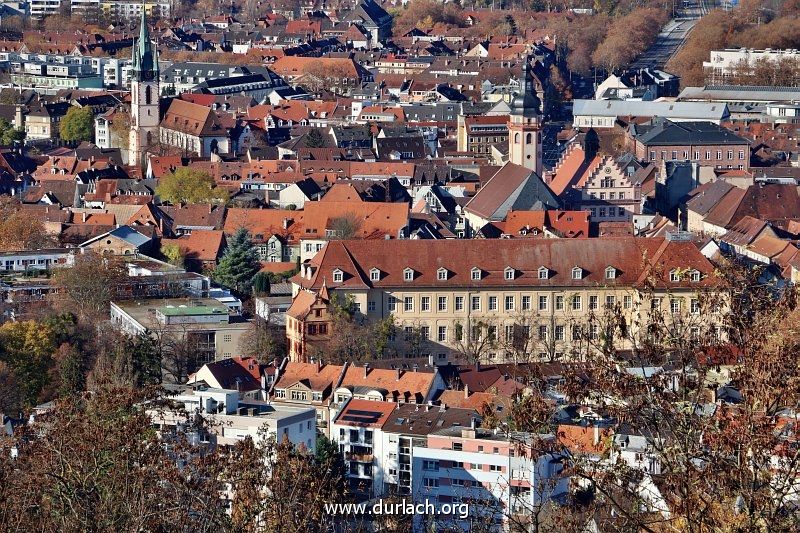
[629,3,709,70]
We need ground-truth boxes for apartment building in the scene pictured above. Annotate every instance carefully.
[330,399,477,501]
[411,427,568,531]
[288,237,722,362]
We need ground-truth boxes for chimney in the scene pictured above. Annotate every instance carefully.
[475,361,481,372]
[316,359,322,372]
[364,362,370,377]
[396,368,402,381]
[208,204,213,214]
[594,425,600,446]
[464,383,469,399]
[82,212,87,223]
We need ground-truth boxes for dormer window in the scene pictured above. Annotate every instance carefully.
[403,268,414,282]
[436,267,448,281]
[571,267,583,280]
[690,270,701,282]
[370,268,381,282]
[538,267,549,280]
[332,268,343,283]
[669,270,680,282]
[504,267,515,280]
[471,267,482,281]
[605,267,617,280]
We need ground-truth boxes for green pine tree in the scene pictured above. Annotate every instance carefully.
[304,128,326,148]
[213,228,260,295]
[252,272,271,296]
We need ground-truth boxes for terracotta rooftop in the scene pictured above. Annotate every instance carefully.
[295,237,718,292]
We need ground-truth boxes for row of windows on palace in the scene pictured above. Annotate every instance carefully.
[330,266,704,284]
[350,293,704,315]
[650,149,747,161]
[388,307,711,346]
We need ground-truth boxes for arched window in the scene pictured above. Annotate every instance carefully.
[514,132,520,143]
[145,85,152,105]
[526,132,532,144]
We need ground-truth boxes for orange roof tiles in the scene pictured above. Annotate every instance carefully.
[334,399,399,428]
[295,238,719,292]
[339,366,437,403]
[223,208,303,242]
[273,361,344,394]
[162,230,225,263]
[557,424,613,454]
[301,200,409,240]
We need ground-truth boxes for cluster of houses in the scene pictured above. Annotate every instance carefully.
[0,2,799,529]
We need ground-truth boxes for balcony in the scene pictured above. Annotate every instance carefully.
[346,452,374,463]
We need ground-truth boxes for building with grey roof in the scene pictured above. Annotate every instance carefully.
[677,85,800,106]
[572,99,730,128]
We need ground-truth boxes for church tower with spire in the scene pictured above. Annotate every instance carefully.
[128,9,160,169]
[507,59,543,175]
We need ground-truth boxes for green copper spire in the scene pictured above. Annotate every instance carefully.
[132,6,159,82]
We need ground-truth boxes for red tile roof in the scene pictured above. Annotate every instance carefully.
[339,365,438,403]
[294,237,719,292]
[333,399,399,428]
[162,230,225,263]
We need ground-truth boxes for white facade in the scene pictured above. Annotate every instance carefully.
[0,249,76,272]
[153,383,317,450]
[411,429,569,531]
[30,0,60,18]
[704,48,800,84]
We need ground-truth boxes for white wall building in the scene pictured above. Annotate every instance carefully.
[703,48,800,84]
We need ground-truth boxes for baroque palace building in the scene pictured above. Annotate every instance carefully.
[286,237,724,363]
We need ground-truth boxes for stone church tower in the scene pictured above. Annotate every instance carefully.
[507,59,543,175]
[129,10,160,169]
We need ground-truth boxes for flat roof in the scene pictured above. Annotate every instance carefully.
[158,305,228,316]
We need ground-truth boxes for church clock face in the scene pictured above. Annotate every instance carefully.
[143,71,154,81]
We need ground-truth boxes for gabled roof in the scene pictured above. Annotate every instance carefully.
[162,230,225,263]
[294,238,719,291]
[194,357,261,392]
[720,216,773,247]
[631,118,749,147]
[685,180,736,217]
[223,208,302,243]
[339,365,437,403]
[273,361,344,393]
[79,224,151,249]
[465,162,559,220]
[334,399,397,428]
[548,143,603,196]
[161,204,226,229]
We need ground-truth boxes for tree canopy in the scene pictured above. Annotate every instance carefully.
[156,167,230,205]
[212,228,260,295]
[59,106,94,142]
[0,118,24,146]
